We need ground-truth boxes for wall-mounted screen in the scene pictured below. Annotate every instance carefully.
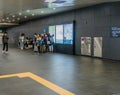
[63,23,73,44]
[0,30,2,33]
[49,26,56,42]
[56,25,63,44]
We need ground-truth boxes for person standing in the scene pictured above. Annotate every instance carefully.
[19,33,25,50]
[36,34,41,53]
[2,32,9,53]
[33,33,37,49]
[49,34,54,52]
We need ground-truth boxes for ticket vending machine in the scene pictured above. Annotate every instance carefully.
[81,37,91,56]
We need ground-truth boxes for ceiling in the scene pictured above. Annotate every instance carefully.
[0,0,120,27]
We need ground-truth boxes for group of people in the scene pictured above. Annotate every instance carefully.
[1,32,54,54]
[33,33,54,53]
[19,32,54,53]
[19,33,33,50]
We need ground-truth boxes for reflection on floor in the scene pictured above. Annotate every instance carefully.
[0,46,120,95]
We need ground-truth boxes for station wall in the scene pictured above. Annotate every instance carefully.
[7,2,120,60]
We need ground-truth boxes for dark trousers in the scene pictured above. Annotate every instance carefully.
[3,43,8,51]
[38,46,40,53]
[46,45,49,52]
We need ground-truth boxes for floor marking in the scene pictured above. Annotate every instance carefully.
[0,72,75,95]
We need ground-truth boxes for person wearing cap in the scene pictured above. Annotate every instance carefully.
[2,32,9,53]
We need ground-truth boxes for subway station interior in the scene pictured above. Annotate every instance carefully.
[0,0,120,95]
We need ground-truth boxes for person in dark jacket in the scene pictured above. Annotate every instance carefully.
[2,32,9,53]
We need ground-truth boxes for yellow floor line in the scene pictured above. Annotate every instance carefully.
[0,72,75,95]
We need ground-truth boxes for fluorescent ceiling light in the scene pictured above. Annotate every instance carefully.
[24,16,27,18]
[19,13,22,15]
[6,17,9,20]
[47,0,74,8]
[53,0,66,3]
[0,23,19,25]
[45,0,56,3]
[12,15,15,17]
[27,10,30,12]
[41,11,44,13]
[32,14,35,16]
[53,8,56,10]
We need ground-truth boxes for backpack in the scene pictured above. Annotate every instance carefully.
[50,37,54,43]
[38,40,43,45]
[33,36,36,43]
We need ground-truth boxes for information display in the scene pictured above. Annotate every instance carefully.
[0,30,2,33]
[63,24,73,44]
[111,27,120,38]
[56,25,63,44]
[49,26,56,42]
[42,28,47,33]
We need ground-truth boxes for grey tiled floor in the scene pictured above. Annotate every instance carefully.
[0,46,120,95]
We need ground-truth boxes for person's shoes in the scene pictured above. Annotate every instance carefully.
[2,51,5,53]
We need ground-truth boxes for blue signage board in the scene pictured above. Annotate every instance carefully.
[42,28,47,33]
[111,27,120,38]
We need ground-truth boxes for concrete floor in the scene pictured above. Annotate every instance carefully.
[0,46,120,95]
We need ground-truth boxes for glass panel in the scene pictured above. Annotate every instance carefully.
[0,30,2,33]
[56,25,63,44]
[49,26,56,42]
[63,24,73,44]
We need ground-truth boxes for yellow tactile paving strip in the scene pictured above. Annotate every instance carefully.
[0,72,75,95]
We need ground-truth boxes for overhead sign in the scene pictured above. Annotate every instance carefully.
[111,27,120,38]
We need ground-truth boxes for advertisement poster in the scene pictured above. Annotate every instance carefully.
[49,26,56,42]
[56,25,63,43]
[64,24,73,44]
[42,28,47,33]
